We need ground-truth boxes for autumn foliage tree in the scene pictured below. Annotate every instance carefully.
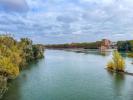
[107,50,125,72]
[0,35,44,79]
[0,34,45,98]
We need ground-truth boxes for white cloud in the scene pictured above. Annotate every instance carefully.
[0,0,133,43]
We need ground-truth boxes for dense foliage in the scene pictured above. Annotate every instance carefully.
[117,40,133,57]
[0,35,44,98]
[46,41,102,49]
[117,40,133,51]
[46,40,133,52]
[107,50,125,72]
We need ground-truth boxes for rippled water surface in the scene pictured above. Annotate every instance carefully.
[2,50,133,100]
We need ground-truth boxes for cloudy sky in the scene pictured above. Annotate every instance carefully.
[0,0,133,44]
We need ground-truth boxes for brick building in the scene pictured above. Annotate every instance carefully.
[99,39,112,51]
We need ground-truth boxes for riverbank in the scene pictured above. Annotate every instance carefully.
[0,76,7,99]
[0,35,45,99]
[46,48,114,53]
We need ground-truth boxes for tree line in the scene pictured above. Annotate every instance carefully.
[46,40,133,52]
[117,40,133,52]
[117,40,133,57]
[45,41,102,49]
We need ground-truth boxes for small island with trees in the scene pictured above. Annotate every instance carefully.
[0,35,45,99]
[107,50,125,72]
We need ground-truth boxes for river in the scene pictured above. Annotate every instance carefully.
[2,49,133,100]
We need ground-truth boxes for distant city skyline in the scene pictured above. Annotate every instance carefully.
[0,0,133,44]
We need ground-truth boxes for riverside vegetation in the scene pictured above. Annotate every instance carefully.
[107,50,125,72]
[0,35,44,99]
[46,40,133,58]
[117,40,133,57]
[45,41,102,49]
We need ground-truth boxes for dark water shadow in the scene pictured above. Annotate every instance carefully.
[1,58,45,100]
[22,57,45,71]
[2,78,22,100]
[107,70,125,98]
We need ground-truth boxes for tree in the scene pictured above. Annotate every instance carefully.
[0,57,19,79]
[107,50,125,72]
[0,36,45,78]
[33,44,44,59]
[17,38,34,68]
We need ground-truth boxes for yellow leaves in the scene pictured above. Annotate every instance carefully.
[107,50,125,72]
[0,36,20,79]
[107,60,114,70]
[127,53,133,57]
[0,35,44,79]
[0,57,19,79]
[10,46,23,65]
[118,58,125,71]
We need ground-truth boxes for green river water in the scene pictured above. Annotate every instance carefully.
[2,49,133,100]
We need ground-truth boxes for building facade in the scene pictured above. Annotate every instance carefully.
[99,39,112,51]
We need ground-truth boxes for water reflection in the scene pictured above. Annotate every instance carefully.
[2,58,45,100]
[2,79,21,100]
[2,50,133,100]
[128,81,133,100]
[107,70,125,99]
[75,50,111,56]
[113,74,125,96]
